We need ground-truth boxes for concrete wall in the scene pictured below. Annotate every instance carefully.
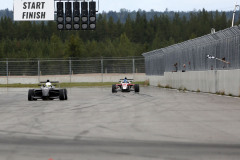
[0,73,147,84]
[2,70,239,96]
[147,70,240,96]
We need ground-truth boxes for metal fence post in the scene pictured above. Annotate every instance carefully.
[69,58,72,83]
[101,58,103,83]
[6,59,8,85]
[38,60,40,82]
[132,58,135,74]
[132,58,135,79]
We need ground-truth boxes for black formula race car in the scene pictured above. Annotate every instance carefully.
[112,78,139,93]
[28,80,67,101]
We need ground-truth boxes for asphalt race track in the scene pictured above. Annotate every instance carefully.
[0,87,240,160]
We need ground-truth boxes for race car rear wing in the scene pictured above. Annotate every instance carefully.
[40,81,59,83]
[119,79,134,83]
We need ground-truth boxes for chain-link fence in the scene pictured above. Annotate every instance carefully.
[143,26,240,75]
[0,57,145,77]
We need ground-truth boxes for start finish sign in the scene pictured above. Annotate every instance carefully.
[14,0,54,21]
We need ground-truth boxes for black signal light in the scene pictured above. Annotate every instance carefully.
[65,2,72,30]
[89,1,96,30]
[57,2,64,30]
[81,2,88,30]
[73,2,80,30]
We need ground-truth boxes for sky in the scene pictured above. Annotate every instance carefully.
[0,0,238,12]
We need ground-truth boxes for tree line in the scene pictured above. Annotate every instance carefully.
[0,9,236,59]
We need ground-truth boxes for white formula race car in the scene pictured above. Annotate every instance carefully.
[28,80,67,101]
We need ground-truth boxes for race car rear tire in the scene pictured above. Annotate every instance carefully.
[59,89,65,100]
[28,89,34,101]
[112,84,117,93]
[64,89,68,100]
[134,84,140,92]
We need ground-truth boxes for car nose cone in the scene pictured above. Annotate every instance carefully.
[42,88,49,96]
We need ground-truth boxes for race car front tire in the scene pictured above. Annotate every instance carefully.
[134,84,140,92]
[64,89,68,100]
[59,89,65,100]
[28,89,34,101]
[112,84,117,93]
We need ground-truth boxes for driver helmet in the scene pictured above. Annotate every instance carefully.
[124,77,128,83]
[46,81,51,87]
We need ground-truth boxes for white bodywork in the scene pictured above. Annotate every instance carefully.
[122,83,128,90]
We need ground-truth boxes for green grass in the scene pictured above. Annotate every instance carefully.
[178,87,183,91]
[165,84,173,89]
[216,91,225,95]
[157,83,164,88]
[157,84,173,89]
[0,81,146,88]
[178,87,187,92]
[144,80,150,86]
[0,83,39,88]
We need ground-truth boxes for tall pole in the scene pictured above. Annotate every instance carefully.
[232,4,239,27]
[132,58,135,79]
